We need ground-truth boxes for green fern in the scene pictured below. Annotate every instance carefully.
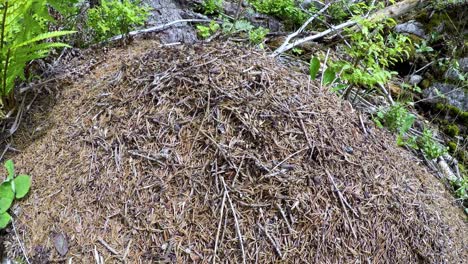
[0,0,75,111]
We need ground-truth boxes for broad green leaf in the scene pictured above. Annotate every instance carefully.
[13,175,31,199]
[322,68,336,85]
[0,212,11,229]
[4,160,14,180]
[309,57,320,80]
[0,182,14,200]
[0,197,13,214]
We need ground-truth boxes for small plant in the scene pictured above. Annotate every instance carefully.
[374,103,415,136]
[0,160,31,229]
[196,21,220,39]
[248,0,307,27]
[87,0,149,42]
[415,40,434,53]
[248,27,269,45]
[418,129,447,159]
[200,0,223,15]
[331,17,412,89]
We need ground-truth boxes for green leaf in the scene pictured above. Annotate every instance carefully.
[12,31,76,49]
[322,68,336,85]
[4,160,14,181]
[0,212,11,229]
[13,175,31,199]
[0,182,14,200]
[0,197,13,214]
[309,57,320,80]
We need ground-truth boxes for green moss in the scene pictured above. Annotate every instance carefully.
[448,141,457,153]
[420,79,431,89]
[443,124,460,137]
[460,112,468,124]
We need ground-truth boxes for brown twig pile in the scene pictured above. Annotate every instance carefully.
[4,40,467,263]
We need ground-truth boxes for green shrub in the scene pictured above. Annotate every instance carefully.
[248,0,307,27]
[0,160,31,229]
[248,27,269,45]
[332,17,412,88]
[374,103,415,136]
[196,21,220,39]
[200,0,223,15]
[87,0,149,42]
[418,129,447,159]
[0,0,75,112]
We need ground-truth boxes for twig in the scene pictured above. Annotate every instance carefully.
[271,0,428,56]
[212,191,227,264]
[272,2,334,56]
[98,238,121,256]
[220,176,246,264]
[105,19,212,43]
[275,203,295,233]
[257,223,283,259]
[359,114,368,135]
[12,219,31,264]
[325,170,358,239]
[271,20,356,57]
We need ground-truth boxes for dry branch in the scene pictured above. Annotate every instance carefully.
[271,0,430,56]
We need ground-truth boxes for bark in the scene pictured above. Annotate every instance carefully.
[143,0,197,43]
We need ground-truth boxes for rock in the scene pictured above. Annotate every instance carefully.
[458,57,468,73]
[143,0,197,43]
[300,0,325,9]
[409,75,423,85]
[53,233,69,257]
[394,20,426,39]
[422,83,468,111]
[444,67,463,82]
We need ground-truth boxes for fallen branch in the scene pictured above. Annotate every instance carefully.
[105,19,211,43]
[273,1,334,57]
[271,0,430,56]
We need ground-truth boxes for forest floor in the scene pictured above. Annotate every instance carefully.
[2,39,466,263]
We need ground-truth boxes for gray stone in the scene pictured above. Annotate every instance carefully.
[143,0,197,43]
[444,68,463,82]
[458,57,468,73]
[422,83,468,111]
[394,20,426,39]
[409,75,423,85]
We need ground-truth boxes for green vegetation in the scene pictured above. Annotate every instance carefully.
[0,0,75,112]
[196,21,220,39]
[374,104,449,160]
[87,0,149,42]
[248,0,307,27]
[332,17,412,88]
[418,129,447,160]
[200,0,223,15]
[374,103,415,136]
[0,160,31,229]
[248,27,269,45]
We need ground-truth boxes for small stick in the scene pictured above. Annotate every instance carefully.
[359,114,368,135]
[105,19,212,43]
[257,224,283,259]
[212,191,227,264]
[12,220,31,264]
[325,170,358,239]
[220,177,246,264]
[123,239,132,262]
[275,203,294,233]
[273,2,334,56]
[98,238,121,256]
